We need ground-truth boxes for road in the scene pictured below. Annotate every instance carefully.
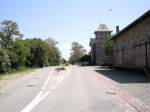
[0,66,149,112]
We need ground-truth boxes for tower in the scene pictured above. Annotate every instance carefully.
[94,24,112,65]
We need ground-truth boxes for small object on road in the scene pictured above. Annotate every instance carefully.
[55,65,66,72]
[106,90,116,95]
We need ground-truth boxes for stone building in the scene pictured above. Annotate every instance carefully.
[112,10,150,70]
[90,24,112,65]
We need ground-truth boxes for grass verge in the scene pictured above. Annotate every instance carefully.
[0,67,36,81]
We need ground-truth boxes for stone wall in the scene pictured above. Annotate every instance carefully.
[95,32,111,65]
[113,15,150,68]
[90,42,96,65]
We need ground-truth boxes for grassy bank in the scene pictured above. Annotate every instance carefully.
[0,67,36,80]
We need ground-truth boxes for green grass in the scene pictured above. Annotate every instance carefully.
[0,67,36,80]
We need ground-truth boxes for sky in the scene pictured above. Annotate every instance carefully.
[0,0,150,59]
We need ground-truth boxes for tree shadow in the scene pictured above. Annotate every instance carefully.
[95,67,150,83]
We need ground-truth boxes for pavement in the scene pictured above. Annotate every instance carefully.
[91,66,150,111]
[91,66,150,105]
[0,65,150,112]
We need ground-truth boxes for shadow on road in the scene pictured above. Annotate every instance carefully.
[94,67,150,83]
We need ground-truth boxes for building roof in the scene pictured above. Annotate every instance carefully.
[98,24,110,31]
[94,24,112,34]
[112,10,150,40]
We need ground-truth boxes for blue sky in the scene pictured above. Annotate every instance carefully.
[0,0,150,59]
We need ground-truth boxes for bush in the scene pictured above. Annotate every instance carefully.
[0,46,11,72]
[0,20,61,73]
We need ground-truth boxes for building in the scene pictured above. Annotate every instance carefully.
[112,10,150,70]
[90,24,112,65]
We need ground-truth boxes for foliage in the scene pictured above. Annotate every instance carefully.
[12,40,30,67]
[105,38,113,56]
[69,42,86,64]
[61,58,67,64]
[79,55,90,62]
[8,50,19,69]
[0,20,23,49]
[30,39,49,67]
[45,37,58,47]
[45,37,61,66]
[0,45,11,72]
[0,20,61,73]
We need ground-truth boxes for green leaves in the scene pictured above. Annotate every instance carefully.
[79,55,90,62]
[69,42,86,64]
[0,20,22,49]
[0,45,11,72]
[0,20,61,73]
[30,40,49,67]
[105,38,113,56]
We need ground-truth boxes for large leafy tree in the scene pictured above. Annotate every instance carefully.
[0,20,23,49]
[69,42,86,64]
[0,20,61,73]
[11,40,30,67]
[79,55,90,63]
[30,39,48,67]
[45,38,61,65]
[45,37,58,47]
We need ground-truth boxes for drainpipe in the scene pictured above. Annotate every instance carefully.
[122,48,123,65]
[145,42,148,68]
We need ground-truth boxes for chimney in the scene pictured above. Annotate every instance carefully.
[116,26,119,34]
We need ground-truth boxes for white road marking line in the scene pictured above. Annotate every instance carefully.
[42,70,53,90]
[21,70,53,112]
[21,68,72,112]
[37,91,50,102]
[55,67,71,85]
[21,90,44,112]
[36,91,44,99]
[28,91,50,111]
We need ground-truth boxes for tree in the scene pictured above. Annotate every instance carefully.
[0,20,62,73]
[61,58,67,64]
[45,38,61,66]
[69,42,86,64]
[0,45,11,72]
[11,40,30,67]
[105,38,113,56]
[30,39,49,67]
[45,37,58,47]
[8,50,19,69]
[0,20,23,49]
[79,55,90,63]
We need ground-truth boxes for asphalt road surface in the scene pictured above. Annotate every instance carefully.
[0,66,149,112]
